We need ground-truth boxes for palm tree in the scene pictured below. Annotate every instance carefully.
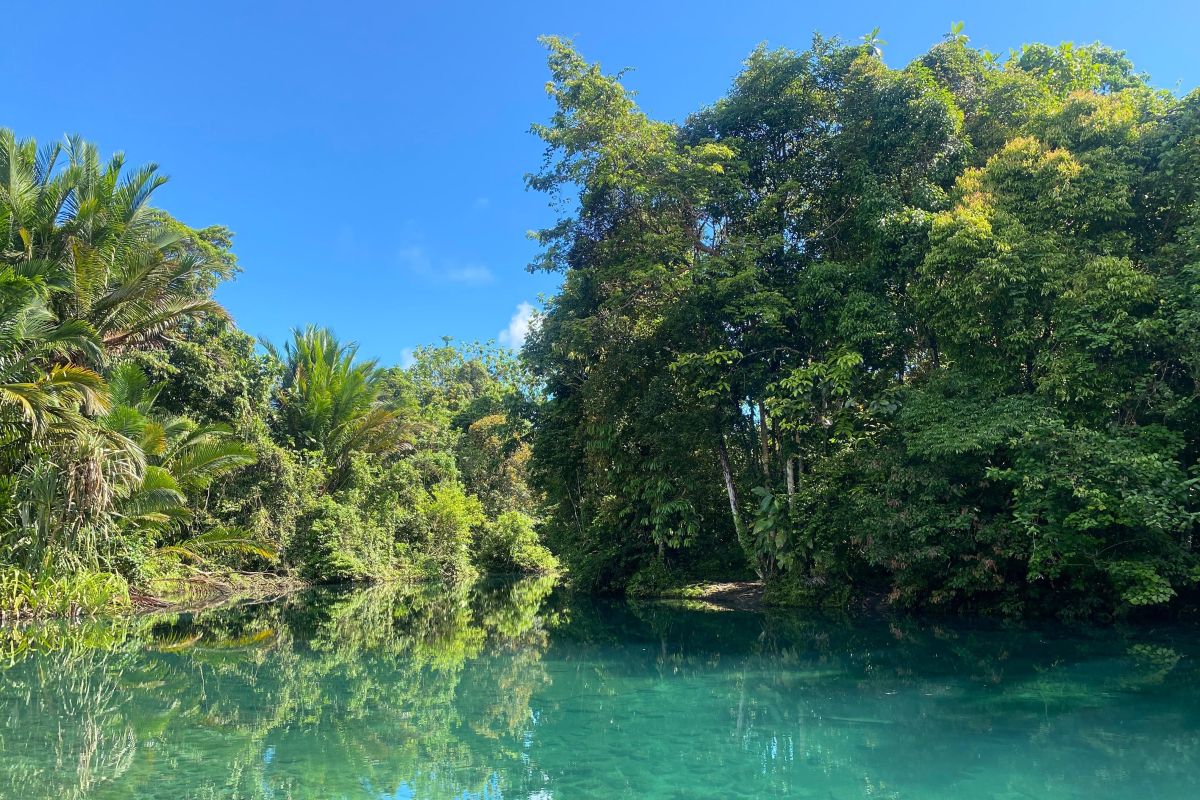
[2,361,257,573]
[268,326,409,491]
[0,130,249,576]
[102,362,256,532]
[0,269,107,464]
[0,130,228,363]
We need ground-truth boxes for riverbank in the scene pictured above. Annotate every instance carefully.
[135,571,308,615]
[641,581,766,611]
[0,567,307,622]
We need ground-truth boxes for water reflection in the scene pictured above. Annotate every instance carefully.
[1,583,1199,799]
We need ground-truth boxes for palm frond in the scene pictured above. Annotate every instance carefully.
[157,526,278,564]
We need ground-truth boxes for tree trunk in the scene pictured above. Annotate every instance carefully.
[717,435,746,545]
[785,457,796,507]
[771,415,783,480]
[757,400,771,482]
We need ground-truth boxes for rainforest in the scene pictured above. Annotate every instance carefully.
[3,30,1200,622]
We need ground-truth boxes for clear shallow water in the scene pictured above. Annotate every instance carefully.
[1,580,1198,799]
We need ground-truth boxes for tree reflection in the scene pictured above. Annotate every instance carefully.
[0,576,559,800]
[1,587,1199,799]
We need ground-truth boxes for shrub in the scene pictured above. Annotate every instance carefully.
[407,482,484,582]
[476,511,559,575]
[289,496,395,582]
[625,559,689,598]
[0,567,130,618]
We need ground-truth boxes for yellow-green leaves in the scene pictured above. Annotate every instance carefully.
[526,29,1200,615]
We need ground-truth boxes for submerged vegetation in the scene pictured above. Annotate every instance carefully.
[4,24,1200,620]
[524,29,1200,618]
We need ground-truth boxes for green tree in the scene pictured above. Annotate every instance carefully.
[268,326,408,492]
[526,34,1200,616]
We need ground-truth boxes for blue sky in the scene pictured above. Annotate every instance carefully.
[3,1,1198,365]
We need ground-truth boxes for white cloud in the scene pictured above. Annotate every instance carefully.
[398,244,494,286]
[399,347,416,369]
[444,264,493,285]
[498,301,536,350]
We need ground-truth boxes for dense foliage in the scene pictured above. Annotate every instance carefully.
[0,134,554,615]
[525,30,1200,617]
[7,26,1200,621]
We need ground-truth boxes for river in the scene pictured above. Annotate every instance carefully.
[0,578,1197,799]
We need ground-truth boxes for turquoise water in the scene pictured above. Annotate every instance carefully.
[1,580,1198,799]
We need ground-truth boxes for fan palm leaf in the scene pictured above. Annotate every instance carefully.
[119,465,188,527]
